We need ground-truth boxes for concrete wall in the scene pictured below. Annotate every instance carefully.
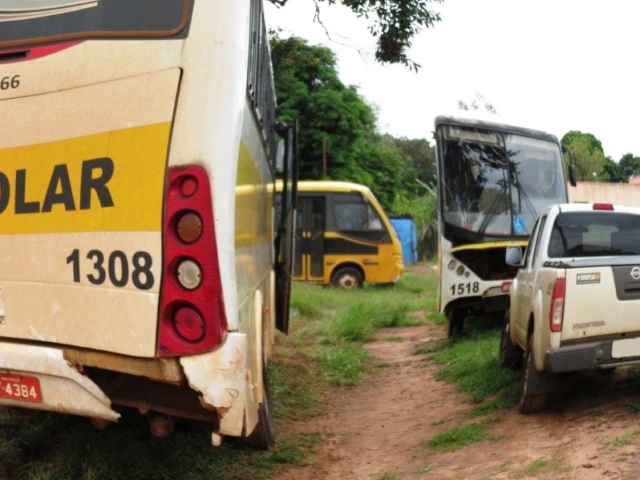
[568,182,640,207]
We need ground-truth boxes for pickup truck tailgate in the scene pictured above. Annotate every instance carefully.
[563,265,640,340]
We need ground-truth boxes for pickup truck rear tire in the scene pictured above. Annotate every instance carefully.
[519,336,549,414]
[446,308,466,338]
[499,308,523,369]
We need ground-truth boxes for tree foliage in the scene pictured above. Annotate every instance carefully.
[271,34,372,176]
[270,33,424,210]
[561,131,607,181]
[269,0,443,70]
[601,157,625,183]
[269,31,440,244]
[617,153,640,181]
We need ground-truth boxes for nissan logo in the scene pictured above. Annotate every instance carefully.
[631,267,640,280]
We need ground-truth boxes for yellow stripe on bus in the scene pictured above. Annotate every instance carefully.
[451,239,528,253]
[0,123,169,234]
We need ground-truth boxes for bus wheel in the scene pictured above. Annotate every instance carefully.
[242,336,276,449]
[446,308,466,338]
[331,267,363,289]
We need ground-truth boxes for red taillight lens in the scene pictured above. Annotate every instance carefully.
[549,278,565,332]
[174,307,205,342]
[593,203,614,211]
[180,175,198,197]
[158,166,227,357]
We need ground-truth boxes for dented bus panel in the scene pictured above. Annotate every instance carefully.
[0,0,297,448]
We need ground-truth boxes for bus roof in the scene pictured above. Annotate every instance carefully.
[435,114,560,144]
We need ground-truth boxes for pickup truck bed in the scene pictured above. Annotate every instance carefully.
[500,202,640,413]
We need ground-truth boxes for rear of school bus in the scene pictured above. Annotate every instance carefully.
[0,0,283,447]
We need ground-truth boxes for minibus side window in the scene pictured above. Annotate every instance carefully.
[335,200,383,231]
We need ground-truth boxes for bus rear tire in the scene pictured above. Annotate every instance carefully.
[241,332,276,449]
[244,370,275,449]
[331,267,363,289]
[446,308,466,338]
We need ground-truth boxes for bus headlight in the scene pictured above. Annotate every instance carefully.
[447,260,457,270]
[456,265,465,276]
[177,259,202,290]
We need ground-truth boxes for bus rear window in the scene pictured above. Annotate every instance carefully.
[0,0,193,48]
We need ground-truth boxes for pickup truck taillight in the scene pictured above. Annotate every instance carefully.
[549,278,565,332]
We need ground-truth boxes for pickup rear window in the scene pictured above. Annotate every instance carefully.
[548,211,640,258]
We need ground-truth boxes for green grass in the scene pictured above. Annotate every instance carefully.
[385,336,403,343]
[0,262,455,478]
[603,429,640,451]
[426,423,488,451]
[520,457,572,479]
[429,316,520,409]
[524,458,550,476]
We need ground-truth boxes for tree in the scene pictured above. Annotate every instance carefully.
[601,157,625,183]
[269,0,444,70]
[270,33,406,208]
[380,135,436,197]
[561,131,607,182]
[617,153,640,181]
[562,131,604,156]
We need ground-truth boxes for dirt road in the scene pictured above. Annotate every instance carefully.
[273,322,640,479]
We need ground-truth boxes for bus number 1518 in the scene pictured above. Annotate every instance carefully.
[450,282,480,296]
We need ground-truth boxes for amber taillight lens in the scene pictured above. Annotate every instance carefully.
[176,211,203,243]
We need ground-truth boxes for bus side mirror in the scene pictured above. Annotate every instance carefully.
[568,164,577,187]
[505,246,523,267]
[562,145,577,187]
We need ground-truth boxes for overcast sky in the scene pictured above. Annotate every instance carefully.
[265,0,640,161]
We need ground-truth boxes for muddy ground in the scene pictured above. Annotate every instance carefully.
[272,287,640,479]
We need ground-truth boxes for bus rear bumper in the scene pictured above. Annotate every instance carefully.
[180,332,248,437]
[0,342,120,421]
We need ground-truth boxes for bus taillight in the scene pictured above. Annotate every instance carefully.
[158,166,227,357]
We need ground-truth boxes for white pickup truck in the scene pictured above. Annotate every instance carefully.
[500,202,640,413]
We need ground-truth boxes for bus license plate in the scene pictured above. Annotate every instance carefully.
[0,374,42,403]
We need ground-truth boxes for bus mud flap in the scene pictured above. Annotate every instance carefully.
[180,333,247,437]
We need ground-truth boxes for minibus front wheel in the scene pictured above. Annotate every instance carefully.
[331,266,364,289]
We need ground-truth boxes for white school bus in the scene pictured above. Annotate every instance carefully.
[0,0,298,448]
[434,114,574,337]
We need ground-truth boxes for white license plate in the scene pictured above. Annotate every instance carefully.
[612,337,640,359]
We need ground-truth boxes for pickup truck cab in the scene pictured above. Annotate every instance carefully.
[500,202,640,413]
